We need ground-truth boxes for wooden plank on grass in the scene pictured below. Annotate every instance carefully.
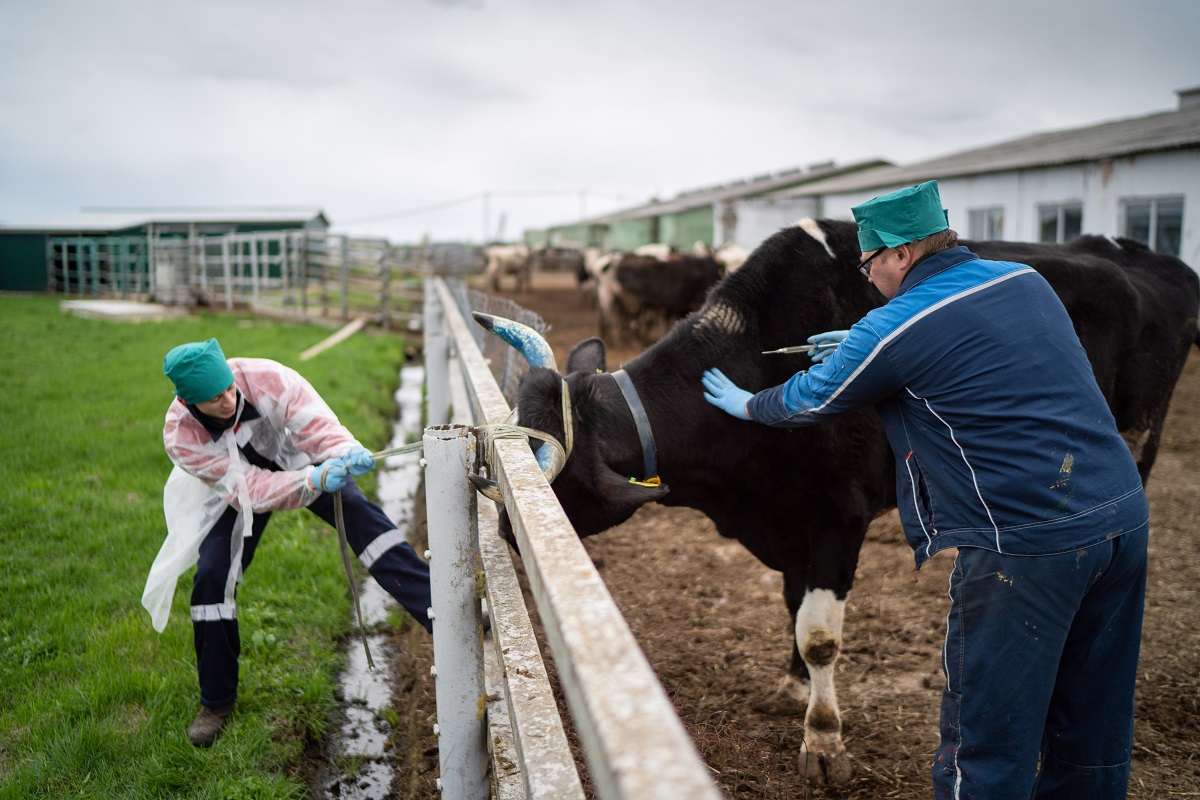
[299,317,366,361]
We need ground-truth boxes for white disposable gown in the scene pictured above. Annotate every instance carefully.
[142,358,362,632]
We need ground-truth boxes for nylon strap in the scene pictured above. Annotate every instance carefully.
[610,369,659,483]
[333,489,375,671]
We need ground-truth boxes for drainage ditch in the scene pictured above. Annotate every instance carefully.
[313,364,428,799]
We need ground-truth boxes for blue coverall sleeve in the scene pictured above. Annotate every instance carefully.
[746,321,905,427]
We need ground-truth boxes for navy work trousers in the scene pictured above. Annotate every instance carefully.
[932,526,1148,799]
[191,478,432,708]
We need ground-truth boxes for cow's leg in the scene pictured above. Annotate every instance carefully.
[755,571,811,716]
[794,587,851,784]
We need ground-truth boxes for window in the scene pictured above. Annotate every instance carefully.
[1038,202,1082,243]
[1122,196,1184,256]
[968,207,1004,241]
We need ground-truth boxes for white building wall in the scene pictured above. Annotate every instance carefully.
[723,196,821,251]
[817,149,1200,270]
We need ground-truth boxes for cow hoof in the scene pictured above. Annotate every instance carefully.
[799,741,852,784]
[753,673,809,716]
[752,688,806,717]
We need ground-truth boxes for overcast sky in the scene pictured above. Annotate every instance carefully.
[1,0,1196,244]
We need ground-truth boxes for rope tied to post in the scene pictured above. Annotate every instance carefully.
[333,383,572,664]
[468,378,573,502]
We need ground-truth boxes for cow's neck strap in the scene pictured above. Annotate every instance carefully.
[610,369,660,486]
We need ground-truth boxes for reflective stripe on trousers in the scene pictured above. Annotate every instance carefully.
[191,477,432,707]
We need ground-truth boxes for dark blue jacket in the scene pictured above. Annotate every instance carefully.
[747,246,1148,568]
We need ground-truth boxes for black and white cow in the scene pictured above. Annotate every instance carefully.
[597,253,724,345]
[476,219,1200,783]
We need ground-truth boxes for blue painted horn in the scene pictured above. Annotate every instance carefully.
[471,312,558,373]
[471,312,567,492]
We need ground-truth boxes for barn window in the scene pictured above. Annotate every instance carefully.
[968,207,1004,240]
[1122,196,1184,256]
[1037,202,1082,243]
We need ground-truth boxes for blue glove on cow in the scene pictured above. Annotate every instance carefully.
[344,445,375,476]
[312,458,349,493]
[701,368,753,421]
[806,329,849,363]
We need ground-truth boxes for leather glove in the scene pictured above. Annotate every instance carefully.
[311,458,349,492]
[701,368,753,421]
[344,445,375,476]
[806,329,849,363]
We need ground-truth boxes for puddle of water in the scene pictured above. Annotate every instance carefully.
[316,364,426,800]
[377,364,425,526]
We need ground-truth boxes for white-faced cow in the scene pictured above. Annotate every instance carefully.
[474,219,1199,783]
[484,243,532,292]
[713,241,750,273]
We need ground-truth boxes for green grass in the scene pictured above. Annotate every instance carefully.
[0,295,408,799]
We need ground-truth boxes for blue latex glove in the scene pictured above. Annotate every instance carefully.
[312,458,349,492]
[344,445,375,476]
[701,368,753,421]
[806,329,849,363]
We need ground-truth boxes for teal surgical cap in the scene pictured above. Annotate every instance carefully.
[852,180,950,251]
[163,338,235,404]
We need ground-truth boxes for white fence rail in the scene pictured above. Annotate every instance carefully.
[422,276,723,800]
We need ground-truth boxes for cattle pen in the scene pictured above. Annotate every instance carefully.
[418,276,724,799]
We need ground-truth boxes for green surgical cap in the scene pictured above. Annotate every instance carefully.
[852,180,950,251]
[163,338,235,404]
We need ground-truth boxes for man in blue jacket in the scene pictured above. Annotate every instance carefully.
[702,181,1149,799]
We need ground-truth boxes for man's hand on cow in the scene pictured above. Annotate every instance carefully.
[702,368,753,421]
[806,330,850,363]
[343,445,375,476]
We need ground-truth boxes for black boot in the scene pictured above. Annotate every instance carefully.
[187,701,235,747]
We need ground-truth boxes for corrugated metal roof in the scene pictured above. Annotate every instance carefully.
[574,159,892,224]
[775,104,1200,197]
[0,206,329,233]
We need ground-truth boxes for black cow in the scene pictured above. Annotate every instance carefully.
[482,219,1199,783]
[598,253,723,345]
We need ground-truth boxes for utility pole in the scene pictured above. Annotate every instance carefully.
[482,192,490,244]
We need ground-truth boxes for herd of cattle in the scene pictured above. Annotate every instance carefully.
[483,241,750,345]
[477,219,1200,784]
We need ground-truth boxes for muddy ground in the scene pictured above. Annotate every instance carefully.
[386,271,1200,799]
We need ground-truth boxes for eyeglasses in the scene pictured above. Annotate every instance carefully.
[855,248,887,277]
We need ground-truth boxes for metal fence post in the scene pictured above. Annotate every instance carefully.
[339,235,350,321]
[424,424,488,800]
[300,233,310,318]
[378,248,391,331]
[425,279,450,427]
[222,238,234,311]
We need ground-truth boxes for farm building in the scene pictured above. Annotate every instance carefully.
[774,86,1200,268]
[0,206,329,297]
[528,160,891,251]
[534,87,1200,270]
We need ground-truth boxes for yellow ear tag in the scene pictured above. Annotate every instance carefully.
[628,476,662,487]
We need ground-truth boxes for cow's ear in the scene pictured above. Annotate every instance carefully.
[567,337,608,374]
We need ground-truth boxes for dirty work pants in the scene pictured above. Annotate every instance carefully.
[932,525,1148,799]
[191,478,432,708]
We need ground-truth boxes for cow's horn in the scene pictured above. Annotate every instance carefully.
[467,472,505,503]
[471,312,558,372]
[471,312,567,485]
